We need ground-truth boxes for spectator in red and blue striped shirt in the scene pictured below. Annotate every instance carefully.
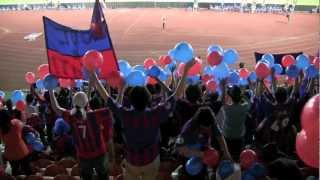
[90,59,196,180]
[49,90,113,180]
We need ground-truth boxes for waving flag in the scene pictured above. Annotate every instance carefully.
[43,1,118,79]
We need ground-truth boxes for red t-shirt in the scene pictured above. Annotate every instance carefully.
[62,108,112,159]
[0,119,30,160]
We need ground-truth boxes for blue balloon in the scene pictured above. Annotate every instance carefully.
[159,69,170,81]
[248,72,257,82]
[262,53,275,65]
[126,70,146,87]
[75,80,83,88]
[213,63,230,80]
[223,49,239,64]
[186,143,202,150]
[118,60,132,77]
[0,90,5,98]
[217,160,235,180]
[203,66,214,75]
[11,90,25,104]
[32,141,44,152]
[132,65,146,73]
[171,42,194,63]
[228,72,240,85]
[260,59,271,65]
[240,78,249,86]
[165,60,177,72]
[54,117,71,136]
[306,65,318,78]
[187,75,200,85]
[248,163,266,178]
[296,54,310,69]
[43,74,59,90]
[272,64,283,75]
[147,65,161,77]
[242,171,255,180]
[25,132,36,144]
[207,44,223,54]
[185,157,203,176]
[286,65,299,78]
[36,79,45,89]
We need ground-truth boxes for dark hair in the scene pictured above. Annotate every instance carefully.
[12,109,21,120]
[26,94,34,104]
[129,86,151,111]
[0,110,11,134]
[58,96,69,109]
[44,91,51,102]
[275,87,288,104]
[186,85,201,103]
[239,62,245,68]
[146,84,161,95]
[192,107,215,127]
[89,96,102,110]
[227,85,242,103]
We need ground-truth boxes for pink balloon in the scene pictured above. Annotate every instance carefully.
[301,94,319,138]
[239,68,250,78]
[312,57,319,69]
[255,62,271,79]
[144,58,157,69]
[38,64,49,79]
[206,79,217,92]
[240,149,257,169]
[207,51,222,66]
[281,55,295,68]
[25,72,36,84]
[296,130,319,168]
[82,50,103,71]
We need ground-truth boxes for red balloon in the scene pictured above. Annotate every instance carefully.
[206,79,217,92]
[82,50,104,71]
[144,58,157,69]
[207,51,222,66]
[296,130,319,168]
[59,79,73,88]
[312,57,319,69]
[25,72,36,84]
[281,55,295,68]
[240,149,257,169]
[286,76,295,86]
[301,94,319,138]
[255,62,270,79]
[147,77,158,85]
[202,74,213,84]
[38,64,49,79]
[188,58,202,76]
[106,71,124,89]
[203,147,220,168]
[177,58,202,76]
[16,100,26,111]
[159,55,172,66]
[239,68,250,78]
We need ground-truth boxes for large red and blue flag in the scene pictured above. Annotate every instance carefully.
[43,1,118,79]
